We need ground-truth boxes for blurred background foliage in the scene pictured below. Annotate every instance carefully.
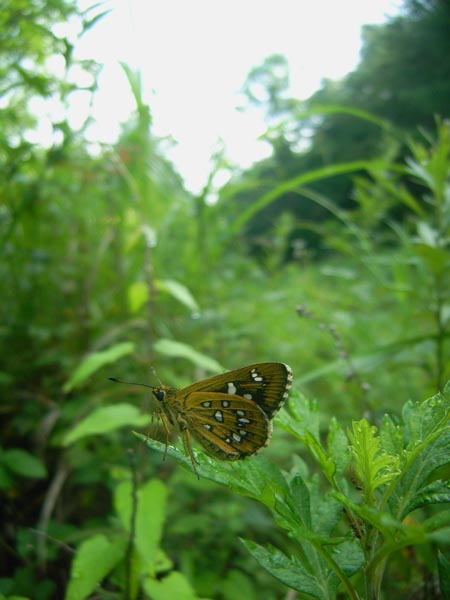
[0,0,449,598]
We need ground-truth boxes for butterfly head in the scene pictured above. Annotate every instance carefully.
[152,387,166,402]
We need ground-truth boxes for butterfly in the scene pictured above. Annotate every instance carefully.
[110,362,292,475]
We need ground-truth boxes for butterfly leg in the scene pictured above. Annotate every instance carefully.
[146,410,159,443]
[158,411,173,462]
[180,427,200,479]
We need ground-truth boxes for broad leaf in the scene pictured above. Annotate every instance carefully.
[63,403,150,445]
[143,570,201,600]
[153,339,223,373]
[65,534,125,600]
[155,278,199,312]
[63,342,135,392]
[114,479,167,571]
[2,448,47,479]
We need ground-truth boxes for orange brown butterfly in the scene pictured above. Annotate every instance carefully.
[110,362,292,476]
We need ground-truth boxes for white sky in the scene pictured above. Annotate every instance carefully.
[70,0,401,192]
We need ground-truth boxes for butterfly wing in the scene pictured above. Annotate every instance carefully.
[179,362,292,418]
[182,392,271,460]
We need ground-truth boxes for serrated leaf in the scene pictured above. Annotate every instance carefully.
[402,479,450,515]
[153,339,223,373]
[327,417,350,477]
[388,384,450,519]
[287,474,312,528]
[393,430,450,520]
[403,383,450,447]
[63,342,135,392]
[348,419,400,501]
[276,392,324,471]
[380,414,403,456]
[332,539,365,577]
[242,540,330,598]
[65,534,125,600]
[279,390,321,439]
[136,433,286,508]
[155,279,199,312]
[63,403,150,445]
[276,392,333,478]
[2,448,47,479]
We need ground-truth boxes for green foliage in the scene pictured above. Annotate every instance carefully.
[63,404,150,445]
[157,384,450,599]
[348,419,400,502]
[0,447,47,484]
[63,342,135,392]
[231,0,450,242]
[1,1,450,599]
[65,534,125,600]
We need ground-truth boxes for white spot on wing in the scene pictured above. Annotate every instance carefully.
[227,382,237,395]
[214,410,224,422]
[251,368,264,382]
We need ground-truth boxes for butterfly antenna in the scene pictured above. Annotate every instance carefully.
[108,377,154,389]
[150,366,163,387]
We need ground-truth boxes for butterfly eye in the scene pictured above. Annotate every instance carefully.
[153,388,166,402]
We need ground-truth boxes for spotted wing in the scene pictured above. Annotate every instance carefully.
[182,392,271,460]
[179,362,292,419]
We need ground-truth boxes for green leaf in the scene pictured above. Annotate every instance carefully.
[128,281,148,313]
[230,160,385,234]
[242,540,329,599]
[0,463,14,488]
[402,479,450,515]
[155,278,199,312]
[276,390,320,442]
[221,569,256,600]
[380,414,403,456]
[114,479,167,571]
[63,342,135,392]
[402,383,450,447]
[63,404,150,445]
[2,449,47,479]
[153,339,223,373]
[438,551,450,597]
[142,570,201,600]
[277,393,336,480]
[348,419,400,501]
[327,418,351,477]
[275,474,315,537]
[390,384,450,519]
[136,433,287,508]
[65,534,125,600]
